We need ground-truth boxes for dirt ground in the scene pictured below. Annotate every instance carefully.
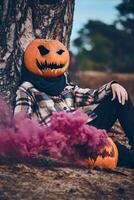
[0,163,134,200]
[0,71,134,200]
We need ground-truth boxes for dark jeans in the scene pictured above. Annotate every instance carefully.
[88,94,134,168]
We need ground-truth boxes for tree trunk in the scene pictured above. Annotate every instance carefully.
[0,0,75,106]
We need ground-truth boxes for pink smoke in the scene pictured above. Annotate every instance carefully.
[0,96,108,164]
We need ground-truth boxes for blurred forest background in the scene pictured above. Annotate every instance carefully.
[72,0,134,73]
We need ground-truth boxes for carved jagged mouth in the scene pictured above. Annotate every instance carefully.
[36,59,64,71]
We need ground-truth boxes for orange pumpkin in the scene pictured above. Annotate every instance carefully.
[84,137,118,169]
[24,39,70,78]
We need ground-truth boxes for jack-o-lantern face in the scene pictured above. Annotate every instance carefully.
[84,137,118,169]
[24,39,70,77]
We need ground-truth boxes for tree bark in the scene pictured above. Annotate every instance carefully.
[0,0,75,106]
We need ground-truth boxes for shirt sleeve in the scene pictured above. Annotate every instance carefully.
[14,87,33,117]
[73,80,116,107]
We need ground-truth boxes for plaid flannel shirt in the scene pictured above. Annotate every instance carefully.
[14,81,115,125]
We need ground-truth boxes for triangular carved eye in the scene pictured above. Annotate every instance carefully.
[57,49,65,55]
[38,45,49,55]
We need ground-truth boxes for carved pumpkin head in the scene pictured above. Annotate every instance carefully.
[24,39,70,77]
[84,137,118,169]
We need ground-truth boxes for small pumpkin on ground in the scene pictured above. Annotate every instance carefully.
[84,137,118,169]
[24,39,70,77]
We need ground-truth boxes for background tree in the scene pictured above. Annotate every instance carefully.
[0,0,75,105]
[116,0,134,70]
[117,0,134,34]
[73,0,134,72]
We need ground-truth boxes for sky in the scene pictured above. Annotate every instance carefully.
[70,0,122,52]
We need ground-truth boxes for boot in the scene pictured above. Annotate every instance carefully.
[115,141,134,168]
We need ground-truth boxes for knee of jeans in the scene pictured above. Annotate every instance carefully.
[105,94,117,105]
[124,94,133,106]
[126,93,132,102]
[114,93,132,107]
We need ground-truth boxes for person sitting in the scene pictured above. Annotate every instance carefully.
[14,39,134,167]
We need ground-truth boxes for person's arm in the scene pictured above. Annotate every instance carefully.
[14,87,33,117]
[73,81,116,107]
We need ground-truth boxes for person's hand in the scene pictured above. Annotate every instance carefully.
[111,83,128,105]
